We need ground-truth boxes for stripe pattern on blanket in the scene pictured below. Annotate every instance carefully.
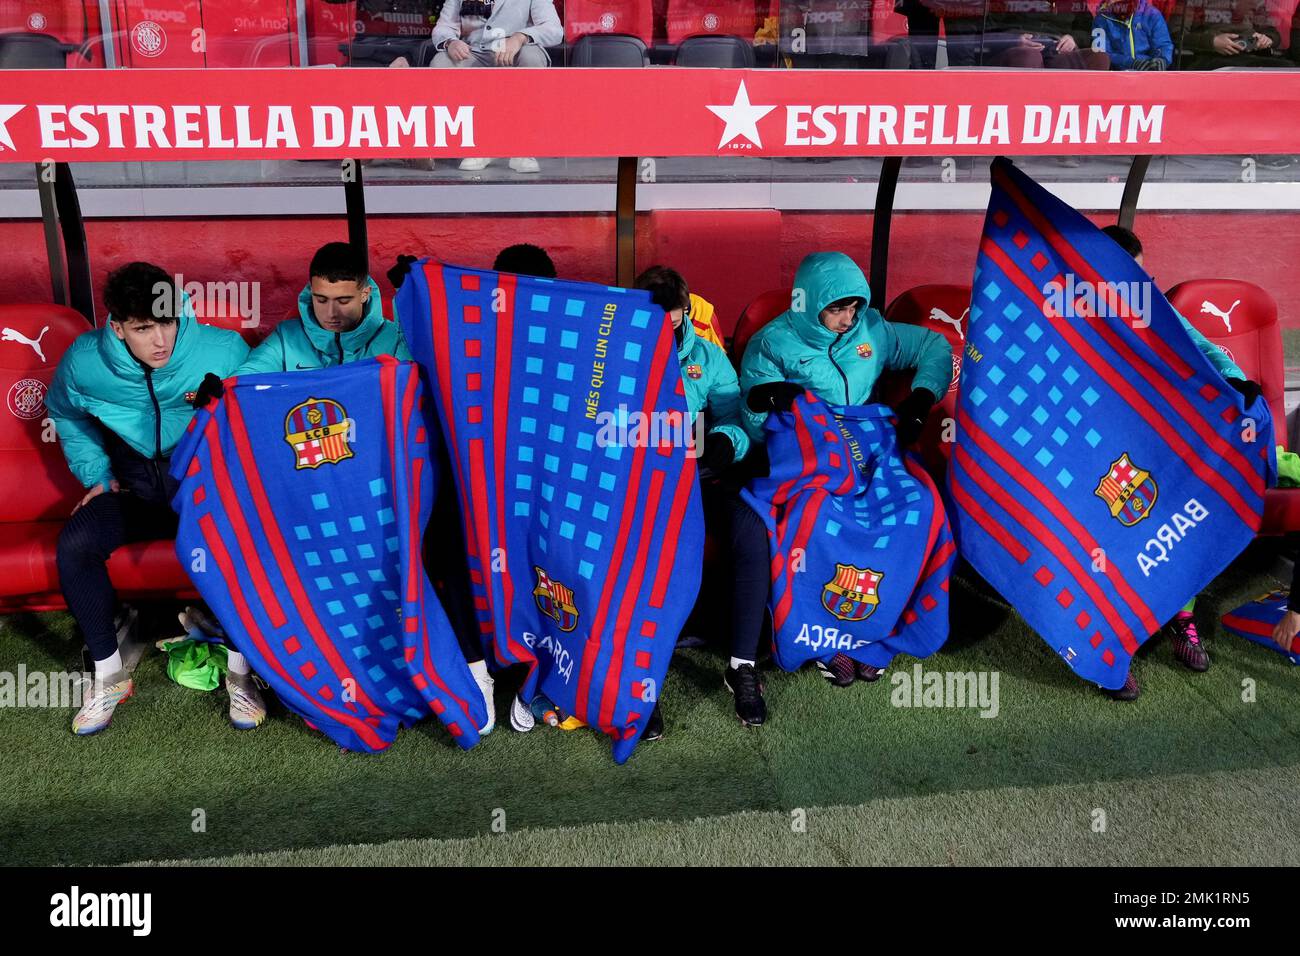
[949,158,1275,690]
[1221,589,1300,664]
[397,262,704,763]
[169,356,486,752]
[742,396,954,671]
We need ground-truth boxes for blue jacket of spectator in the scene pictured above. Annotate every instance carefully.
[1095,0,1174,69]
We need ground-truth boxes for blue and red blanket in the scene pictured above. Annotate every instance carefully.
[743,396,954,670]
[1221,589,1300,664]
[397,262,705,763]
[949,158,1275,689]
[169,356,487,751]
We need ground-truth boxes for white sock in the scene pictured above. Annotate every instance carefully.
[94,650,123,679]
[468,658,489,680]
[729,657,755,670]
[227,650,250,676]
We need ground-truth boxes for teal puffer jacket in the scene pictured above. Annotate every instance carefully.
[739,252,953,443]
[236,278,409,374]
[47,297,249,489]
[675,312,750,464]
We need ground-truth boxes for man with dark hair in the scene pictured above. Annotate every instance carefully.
[234,242,409,376]
[635,265,768,732]
[493,243,557,278]
[1100,224,1264,699]
[48,261,249,735]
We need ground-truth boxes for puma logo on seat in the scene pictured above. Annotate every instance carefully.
[929,307,969,340]
[2,325,50,363]
[1200,299,1241,333]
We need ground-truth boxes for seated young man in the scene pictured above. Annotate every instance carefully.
[636,266,767,733]
[48,262,250,735]
[1100,225,1264,700]
[236,242,409,375]
[233,244,507,734]
[739,251,953,686]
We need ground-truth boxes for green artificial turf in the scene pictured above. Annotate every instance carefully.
[3,543,1299,867]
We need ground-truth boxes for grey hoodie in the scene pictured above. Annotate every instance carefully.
[432,0,563,52]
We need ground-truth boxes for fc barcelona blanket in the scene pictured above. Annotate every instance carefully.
[742,396,954,671]
[169,356,487,752]
[1221,590,1300,664]
[397,262,705,764]
[949,158,1275,690]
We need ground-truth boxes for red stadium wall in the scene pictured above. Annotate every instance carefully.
[2,211,1299,334]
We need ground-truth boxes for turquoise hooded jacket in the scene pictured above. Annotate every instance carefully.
[739,252,953,444]
[675,310,750,464]
[236,278,409,374]
[47,298,249,490]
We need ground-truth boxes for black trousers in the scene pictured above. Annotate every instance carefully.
[700,481,770,662]
[56,491,179,662]
[426,462,485,664]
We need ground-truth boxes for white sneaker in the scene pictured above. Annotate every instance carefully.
[474,669,495,735]
[509,694,535,732]
[72,670,133,735]
[508,157,540,174]
[459,157,494,171]
[227,672,267,730]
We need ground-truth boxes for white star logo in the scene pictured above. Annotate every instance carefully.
[705,81,775,150]
[0,105,23,151]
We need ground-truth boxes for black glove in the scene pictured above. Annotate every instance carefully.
[190,372,225,409]
[746,381,805,414]
[1227,377,1262,405]
[1134,57,1167,71]
[894,387,936,448]
[387,254,419,291]
[698,432,735,479]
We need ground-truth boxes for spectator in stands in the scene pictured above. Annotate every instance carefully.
[783,0,910,68]
[1172,0,1291,68]
[1095,0,1175,68]
[983,0,1111,68]
[636,266,767,733]
[1101,225,1264,700]
[430,0,562,173]
[48,262,249,735]
[739,252,952,686]
[494,243,557,277]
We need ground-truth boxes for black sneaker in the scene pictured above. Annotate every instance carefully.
[641,703,664,741]
[1108,670,1140,701]
[724,663,767,726]
[816,653,856,687]
[855,660,885,682]
[1167,613,1210,672]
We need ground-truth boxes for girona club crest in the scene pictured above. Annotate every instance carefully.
[130,21,167,58]
[7,378,46,420]
[533,566,578,632]
[284,398,354,470]
[822,563,882,622]
[1095,452,1158,526]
